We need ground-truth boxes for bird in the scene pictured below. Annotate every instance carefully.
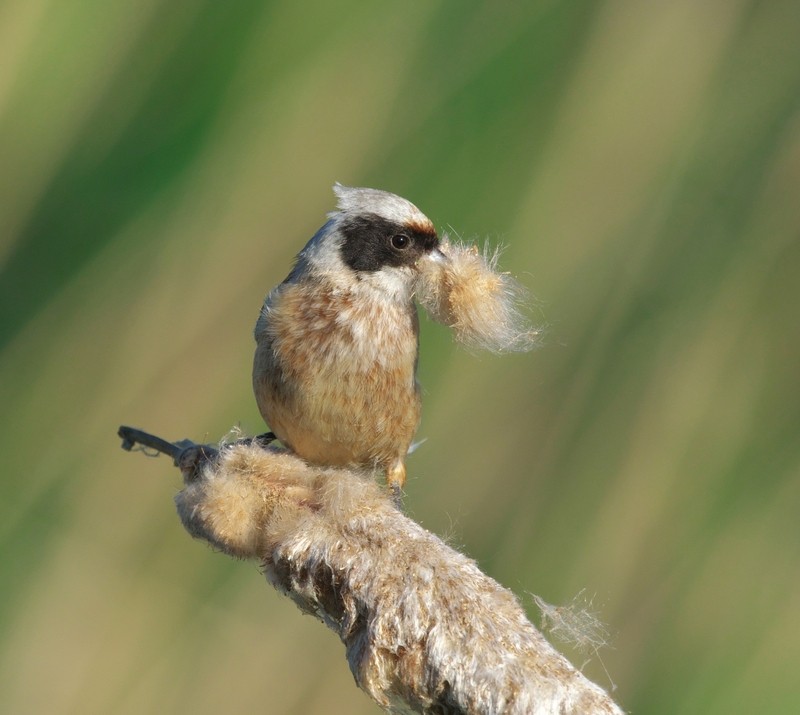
[253,184,445,501]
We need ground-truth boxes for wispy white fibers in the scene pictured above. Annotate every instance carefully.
[417,238,540,353]
[174,441,623,714]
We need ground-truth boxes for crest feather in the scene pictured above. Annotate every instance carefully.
[330,183,434,231]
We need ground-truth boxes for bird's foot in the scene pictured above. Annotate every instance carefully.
[389,483,406,511]
[386,461,407,510]
[239,432,277,450]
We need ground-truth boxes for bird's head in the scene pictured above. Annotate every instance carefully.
[293,184,445,301]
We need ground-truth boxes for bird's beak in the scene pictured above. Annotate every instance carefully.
[428,246,449,264]
[417,245,449,278]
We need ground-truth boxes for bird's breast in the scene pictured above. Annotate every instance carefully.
[253,281,421,467]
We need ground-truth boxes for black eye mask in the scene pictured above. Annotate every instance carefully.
[339,213,439,273]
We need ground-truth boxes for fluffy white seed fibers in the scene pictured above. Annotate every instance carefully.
[417,238,540,353]
[174,443,623,714]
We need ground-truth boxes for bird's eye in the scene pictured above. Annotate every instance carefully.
[391,234,411,250]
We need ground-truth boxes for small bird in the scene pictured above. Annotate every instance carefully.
[253,184,445,500]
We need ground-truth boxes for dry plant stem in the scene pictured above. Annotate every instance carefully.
[118,425,184,459]
[119,429,623,715]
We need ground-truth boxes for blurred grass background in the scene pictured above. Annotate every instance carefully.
[1,0,799,712]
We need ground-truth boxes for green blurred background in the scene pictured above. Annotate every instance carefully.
[1,1,799,713]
